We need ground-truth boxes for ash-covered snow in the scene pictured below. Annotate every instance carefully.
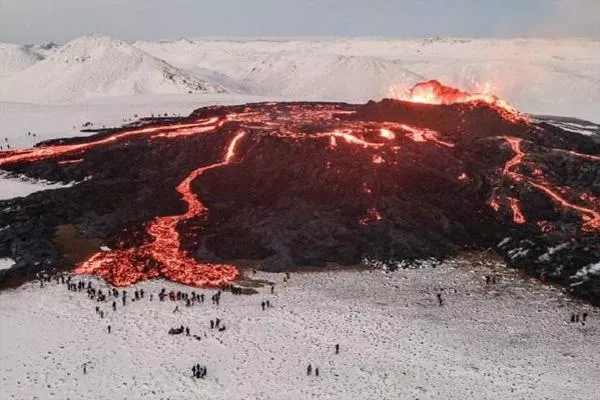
[1,259,598,400]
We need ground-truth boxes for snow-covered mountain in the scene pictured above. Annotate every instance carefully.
[0,36,598,121]
[135,37,600,121]
[0,43,43,79]
[0,36,226,104]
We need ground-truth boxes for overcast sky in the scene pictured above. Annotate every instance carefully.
[0,0,598,44]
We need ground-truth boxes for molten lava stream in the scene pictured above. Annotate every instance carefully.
[391,79,526,123]
[0,119,221,166]
[498,136,600,231]
[76,131,247,287]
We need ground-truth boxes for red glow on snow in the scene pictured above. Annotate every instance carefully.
[458,173,468,181]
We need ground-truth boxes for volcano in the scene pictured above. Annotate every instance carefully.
[0,81,599,304]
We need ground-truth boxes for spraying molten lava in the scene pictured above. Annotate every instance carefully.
[391,80,524,122]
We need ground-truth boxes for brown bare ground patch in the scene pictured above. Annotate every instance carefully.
[53,225,104,265]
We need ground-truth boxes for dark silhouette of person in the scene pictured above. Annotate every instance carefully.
[315,367,319,377]
[261,301,266,311]
[210,320,214,329]
[107,325,111,334]
[437,293,443,306]
[335,344,339,354]
[307,364,312,376]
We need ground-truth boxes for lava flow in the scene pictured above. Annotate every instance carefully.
[75,131,247,287]
[1,81,599,304]
[497,136,600,231]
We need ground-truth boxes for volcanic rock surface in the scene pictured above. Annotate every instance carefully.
[1,83,599,303]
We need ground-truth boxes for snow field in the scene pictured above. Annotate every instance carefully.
[1,257,598,400]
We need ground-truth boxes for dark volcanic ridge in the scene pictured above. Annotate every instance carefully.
[0,89,599,303]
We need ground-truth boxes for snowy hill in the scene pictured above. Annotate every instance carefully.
[0,43,43,79]
[0,36,598,121]
[135,37,600,121]
[0,36,227,103]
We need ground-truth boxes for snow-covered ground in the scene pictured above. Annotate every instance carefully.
[0,94,273,150]
[0,36,599,122]
[1,258,598,400]
[0,257,15,270]
[1,36,599,400]
[0,173,71,200]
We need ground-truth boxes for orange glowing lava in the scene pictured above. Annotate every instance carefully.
[359,207,382,225]
[391,80,524,123]
[75,132,247,287]
[0,120,222,166]
[507,197,526,224]
[399,124,454,148]
[498,136,600,231]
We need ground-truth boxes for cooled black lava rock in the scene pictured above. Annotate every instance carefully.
[0,100,598,304]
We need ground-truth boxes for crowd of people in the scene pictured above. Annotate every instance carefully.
[36,267,593,382]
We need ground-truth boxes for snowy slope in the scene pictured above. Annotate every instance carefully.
[0,36,598,120]
[0,93,274,150]
[135,37,600,121]
[0,36,227,103]
[0,43,43,79]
